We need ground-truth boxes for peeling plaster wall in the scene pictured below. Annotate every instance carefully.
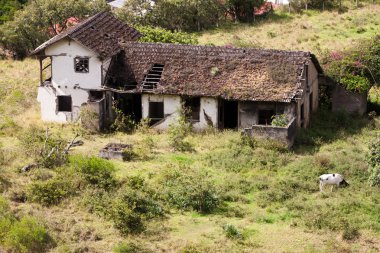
[142,94,181,130]
[37,86,89,123]
[38,39,108,123]
[239,101,293,129]
[142,94,218,130]
[45,39,103,89]
[193,97,218,130]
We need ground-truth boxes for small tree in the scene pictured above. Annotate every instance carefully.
[168,103,193,152]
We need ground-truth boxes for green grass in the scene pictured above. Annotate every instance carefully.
[1,21,380,251]
[197,5,380,56]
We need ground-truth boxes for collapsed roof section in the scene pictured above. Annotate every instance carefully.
[107,41,322,102]
[31,11,141,59]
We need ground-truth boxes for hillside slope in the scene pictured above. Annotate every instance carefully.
[198,5,380,55]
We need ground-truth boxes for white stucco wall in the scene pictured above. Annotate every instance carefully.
[142,94,219,131]
[45,38,103,89]
[37,86,89,123]
[38,38,108,123]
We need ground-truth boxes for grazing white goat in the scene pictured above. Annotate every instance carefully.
[319,173,349,192]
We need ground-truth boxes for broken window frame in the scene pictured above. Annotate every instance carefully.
[183,97,201,122]
[74,57,89,73]
[148,101,164,124]
[57,95,72,112]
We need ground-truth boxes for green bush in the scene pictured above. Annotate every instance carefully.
[18,125,68,168]
[271,114,288,127]
[136,26,198,44]
[223,224,243,240]
[4,216,52,253]
[70,155,117,190]
[28,178,74,206]
[113,242,151,253]
[109,184,165,235]
[163,166,220,213]
[168,105,193,152]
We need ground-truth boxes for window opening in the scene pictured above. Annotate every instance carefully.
[89,91,104,101]
[57,96,72,112]
[258,109,275,125]
[74,57,89,73]
[184,97,200,122]
[148,101,164,124]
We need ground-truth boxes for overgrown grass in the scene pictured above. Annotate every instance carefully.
[198,5,380,55]
[1,52,380,252]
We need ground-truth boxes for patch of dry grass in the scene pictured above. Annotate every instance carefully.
[198,5,380,56]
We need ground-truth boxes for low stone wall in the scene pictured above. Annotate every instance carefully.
[244,117,297,148]
[332,84,367,115]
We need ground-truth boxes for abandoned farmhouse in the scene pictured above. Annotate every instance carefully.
[31,11,323,146]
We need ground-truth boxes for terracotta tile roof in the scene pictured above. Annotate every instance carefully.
[108,42,321,102]
[31,11,141,59]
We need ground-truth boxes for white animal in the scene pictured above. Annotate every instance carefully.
[319,173,349,192]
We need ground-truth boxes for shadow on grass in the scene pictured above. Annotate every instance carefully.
[293,109,370,154]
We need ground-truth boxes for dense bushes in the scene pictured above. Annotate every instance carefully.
[0,197,53,253]
[323,36,380,93]
[69,155,117,190]
[28,178,74,206]
[136,25,198,44]
[162,166,220,213]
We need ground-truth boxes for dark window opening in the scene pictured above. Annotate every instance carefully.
[300,103,305,127]
[74,57,89,73]
[222,100,238,129]
[113,94,142,123]
[89,91,104,101]
[258,110,275,125]
[148,101,164,124]
[184,97,201,122]
[57,96,72,112]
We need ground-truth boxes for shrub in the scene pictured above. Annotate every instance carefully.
[111,202,144,235]
[113,242,151,253]
[18,125,68,168]
[136,26,198,44]
[4,216,53,253]
[69,155,117,190]
[168,105,193,152]
[111,102,136,133]
[28,178,74,206]
[271,114,288,127]
[223,224,243,240]
[109,185,165,235]
[163,166,220,213]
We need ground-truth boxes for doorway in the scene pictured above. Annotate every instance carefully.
[220,100,238,129]
[113,93,142,122]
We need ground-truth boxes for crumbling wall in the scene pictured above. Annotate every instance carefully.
[244,117,297,148]
[37,86,89,123]
[332,84,367,115]
[238,101,292,128]
[193,97,218,130]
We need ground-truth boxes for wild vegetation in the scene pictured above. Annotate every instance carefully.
[0,59,380,252]
[0,1,380,252]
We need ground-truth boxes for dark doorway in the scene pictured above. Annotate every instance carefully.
[148,101,164,125]
[221,100,238,129]
[113,93,142,122]
[183,96,200,122]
